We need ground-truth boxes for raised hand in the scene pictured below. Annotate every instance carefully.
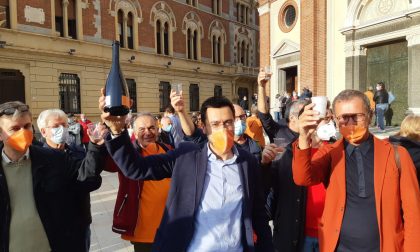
[298,103,319,149]
[98,88,128,135]
[262,143,281,164]
[257,68,271,88]
[170,90,184,113]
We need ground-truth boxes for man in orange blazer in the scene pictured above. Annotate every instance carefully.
[292,89,420,252]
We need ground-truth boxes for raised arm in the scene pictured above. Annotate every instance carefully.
[257,69,270,114]
[171,90,195,136]
[292,103,331,186]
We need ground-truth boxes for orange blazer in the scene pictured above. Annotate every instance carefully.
[292,136,420,252]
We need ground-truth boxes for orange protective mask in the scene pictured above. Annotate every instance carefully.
[339,125,368,144]
[208,128,234,155]
[6,129,33,153]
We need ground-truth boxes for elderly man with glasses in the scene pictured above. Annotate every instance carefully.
[294,90,420,252]
[37,109,104,251]
[0,101,105,252]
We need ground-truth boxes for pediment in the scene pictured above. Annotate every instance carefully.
[272,39,300,58]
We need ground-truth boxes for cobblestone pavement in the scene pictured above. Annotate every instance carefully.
[90,172,134,252]
[89,126,400,251]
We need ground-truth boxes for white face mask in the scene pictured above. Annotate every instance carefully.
[50,125,69,144]
[316,121,337,141]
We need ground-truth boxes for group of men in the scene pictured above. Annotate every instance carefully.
[0,68,420,252]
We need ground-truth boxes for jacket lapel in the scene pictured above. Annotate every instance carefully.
[329,139,346,191]
[373,136,389,243]
[29,146,47,189]
[194,145,209,211]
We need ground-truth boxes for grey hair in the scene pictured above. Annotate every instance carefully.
[286,99,310,122]
[332,89,371,115]
[133,112,156,129]
[37,109,68,130]
[0,101,32,120]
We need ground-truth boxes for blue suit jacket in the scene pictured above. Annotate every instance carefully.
[106,132,274,252]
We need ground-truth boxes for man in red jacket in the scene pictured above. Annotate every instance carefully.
[79,113,92,150]
[105,112,171,252]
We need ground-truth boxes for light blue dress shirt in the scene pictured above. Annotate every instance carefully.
[187,145,244,252]
[168,114,185,148]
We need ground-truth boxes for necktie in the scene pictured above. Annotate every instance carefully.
[354,147,367,198]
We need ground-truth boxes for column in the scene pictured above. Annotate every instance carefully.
[407,33,420,114]
[344,42,367,91]
[160,23,164,53]
[63,0,69,38]
[258,0,271,96]
[76,0,83,40]
[8,0,17,30]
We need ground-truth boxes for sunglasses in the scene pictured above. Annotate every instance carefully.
[0,104,30,117]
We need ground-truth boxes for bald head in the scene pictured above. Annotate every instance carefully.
[233,104,245,118]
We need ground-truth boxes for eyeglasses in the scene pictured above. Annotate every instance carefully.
[209,119,234,130]
[335,113,367,124]
[235,114,247,121]
[0,104,29,117]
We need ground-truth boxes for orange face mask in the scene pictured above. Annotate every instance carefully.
[6,129,33,153]
[208,128,234,155]
[339,125,368,144]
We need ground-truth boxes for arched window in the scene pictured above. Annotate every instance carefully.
[212,35,217,63]
[127,12,134,49]
[164,22,169,55]
[241,41,246,65]
[187,28,192,59]
[193,30,198,60]
[117,10,125,48]
[217,37,222,64]
[156,20,162,54]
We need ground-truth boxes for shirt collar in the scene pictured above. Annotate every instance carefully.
[207,143,239,164]
[1,148,30,164]
[345,134,373,156]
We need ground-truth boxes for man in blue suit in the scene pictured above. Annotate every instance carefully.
[100,92,274,252]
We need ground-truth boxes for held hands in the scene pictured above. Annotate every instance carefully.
[257,68,271,88]
[298,103,320,149]
[261,144,285,165]
[170,90,184,113]
[98,88,129,135]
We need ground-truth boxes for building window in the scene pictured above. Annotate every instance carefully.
[156,20,170,56]
[237,40,250,66]
[126,79,137,112]
[127,12,134,49]
[156,20,162,54]
[212,0,221,15]
[186,0,197,7]
[59,73,81,114]
[159,81,171,112]
[189,84,199,111]
[279,0,298,33]
[214,85,222,97]
[187,28,198,60]
[0,3,10,28]
[67,0,76,38]
[163,22,169,55]
[237,3,248,24]
[55,0,78,39]
[117,10,125,48]
[212,35,222,64]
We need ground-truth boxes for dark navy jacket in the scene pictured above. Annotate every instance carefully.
[105,131,274,252]
[0,143,103,252]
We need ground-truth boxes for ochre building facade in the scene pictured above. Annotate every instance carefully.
[0,0,260,121]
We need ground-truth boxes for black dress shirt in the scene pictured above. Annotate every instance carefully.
[336,135,380,252]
